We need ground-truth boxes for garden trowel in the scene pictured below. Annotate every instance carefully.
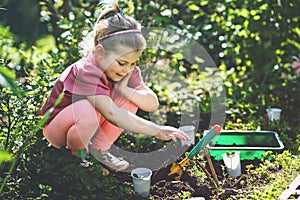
[168,125,221,180]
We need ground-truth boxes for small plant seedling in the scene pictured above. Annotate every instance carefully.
[226,151,236,156]
[133,173,146,179]
[133,173,140,178]
[77,149,89,159]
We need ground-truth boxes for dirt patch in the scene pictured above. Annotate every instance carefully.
[151,180,195,199]
[113,158,261,199]
[103,143,262,199]
[150,166,211,200]
[125,171,211,199]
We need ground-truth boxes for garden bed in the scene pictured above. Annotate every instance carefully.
[111,156,262,199]
[1,136,295,200]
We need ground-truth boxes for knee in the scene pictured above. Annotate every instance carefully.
[67,128,86,151]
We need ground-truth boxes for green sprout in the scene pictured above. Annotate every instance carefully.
[226,151,236,156]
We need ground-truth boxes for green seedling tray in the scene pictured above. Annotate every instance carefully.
[205,131,284,160]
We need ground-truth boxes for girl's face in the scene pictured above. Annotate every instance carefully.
[95,45,142,82]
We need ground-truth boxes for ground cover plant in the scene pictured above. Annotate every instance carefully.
[1,0,300,199]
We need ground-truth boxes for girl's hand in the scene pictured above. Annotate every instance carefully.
[113,71,159,112]
[155,126,190,142]
[114,72,131,96]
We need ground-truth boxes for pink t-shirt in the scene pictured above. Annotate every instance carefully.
[37,55,144,125]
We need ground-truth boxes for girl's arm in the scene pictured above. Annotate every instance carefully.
[87,95,189,141]
[114,73,159,112]
[120,85,159,112]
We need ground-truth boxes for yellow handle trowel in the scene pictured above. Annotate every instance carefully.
[168,125,221,180]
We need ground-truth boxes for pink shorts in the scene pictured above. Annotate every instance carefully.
[43,96,137,151]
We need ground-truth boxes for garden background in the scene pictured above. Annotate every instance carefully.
[0,0,299,199]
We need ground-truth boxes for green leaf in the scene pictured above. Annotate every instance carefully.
[200,1,208,6]
[77,149,89,159]
[53,92,65,108]
[0,66,23,98]
[0,150,12,163]
[226,151,236,156]
[172,53,184,60]
[132,173,140,178]
[188,4,199,11]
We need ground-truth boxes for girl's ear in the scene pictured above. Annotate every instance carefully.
[95,44,105,56]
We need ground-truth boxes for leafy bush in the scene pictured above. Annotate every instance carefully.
[1,132,133,200]
[246,151,299,199]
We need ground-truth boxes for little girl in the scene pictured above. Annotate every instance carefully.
[38,0,189,172]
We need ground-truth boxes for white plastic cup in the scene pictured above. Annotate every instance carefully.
[179,125,195,146]
[131,168,152,198]
[266,108,282,121]
[222,151,241,177]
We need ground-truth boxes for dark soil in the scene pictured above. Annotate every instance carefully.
[111,156,261,200]
[114,166,211,200]
[150,162,212,199]
[108,141,262,200]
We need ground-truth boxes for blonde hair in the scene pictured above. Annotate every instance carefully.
[79,0,146,56]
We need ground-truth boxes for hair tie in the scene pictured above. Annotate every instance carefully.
[119,8,124,15]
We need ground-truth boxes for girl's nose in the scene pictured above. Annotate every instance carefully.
[122,65,131,74]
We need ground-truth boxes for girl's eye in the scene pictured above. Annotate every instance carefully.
[117,61,126,66]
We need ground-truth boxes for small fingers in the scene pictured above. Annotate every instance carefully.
[174,129,190,141]
[167,128,190,141]
[158,126,191,141]
[169,134,177,142]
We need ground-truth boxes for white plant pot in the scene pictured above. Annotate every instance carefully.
[266,108,282,121]
[222,151,241,177]
[179,125,195,146]
[131,167,152,198]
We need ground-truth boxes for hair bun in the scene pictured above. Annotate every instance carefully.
[96,0,121,23]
